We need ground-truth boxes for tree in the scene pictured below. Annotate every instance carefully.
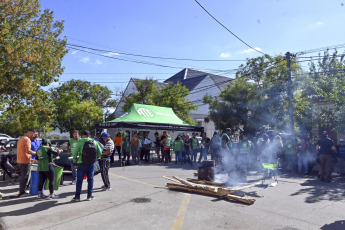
[122,78,158,112]
[204,54,303,135]
[0,0,67,111]
[51,80,116,136]
[156,82,197,125]
[300,50,345,134]
[123,79,197,125]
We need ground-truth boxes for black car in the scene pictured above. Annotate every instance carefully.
[50,139,71,170]
[50,139,104,170]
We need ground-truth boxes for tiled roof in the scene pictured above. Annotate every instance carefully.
[164,68,233,91]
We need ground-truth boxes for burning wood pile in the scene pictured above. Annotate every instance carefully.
[163,176,258,205]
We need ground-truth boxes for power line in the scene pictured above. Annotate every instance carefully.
[194,0,265,55]
[62,73,173,75]
[68,43,246,62]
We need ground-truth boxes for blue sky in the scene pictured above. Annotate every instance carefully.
[40,0,345,93]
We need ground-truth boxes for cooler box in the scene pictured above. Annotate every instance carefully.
[30,164,44,195]
[44,165,63,191]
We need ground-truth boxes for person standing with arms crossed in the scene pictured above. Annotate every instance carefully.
[67,130,79,184]
[15,129,36,197]
[100,133,114,190]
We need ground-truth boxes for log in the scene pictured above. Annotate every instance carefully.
[167,183,255,205]
[173,176,232,196]
[225,194,255,205]
[167,183,218,196]
[187,178,225,187]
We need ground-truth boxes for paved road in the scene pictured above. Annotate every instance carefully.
[1,162,345,230]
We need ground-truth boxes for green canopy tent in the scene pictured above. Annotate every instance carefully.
[97,103,204,132]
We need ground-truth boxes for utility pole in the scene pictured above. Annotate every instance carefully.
[286,52,294,135]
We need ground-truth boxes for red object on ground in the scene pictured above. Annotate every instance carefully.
[84,174,87,179]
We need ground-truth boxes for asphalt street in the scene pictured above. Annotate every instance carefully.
[1,162,345,230]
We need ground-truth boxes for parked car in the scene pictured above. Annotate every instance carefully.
[0,133,12,143]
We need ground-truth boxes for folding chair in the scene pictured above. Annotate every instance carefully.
[261,158,280,184]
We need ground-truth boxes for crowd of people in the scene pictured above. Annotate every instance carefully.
[10,127,345,200]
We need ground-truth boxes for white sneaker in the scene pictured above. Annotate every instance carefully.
[47,194,59,199]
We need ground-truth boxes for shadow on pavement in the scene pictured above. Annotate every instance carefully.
[320,220,345,230]
[290,175,345,203]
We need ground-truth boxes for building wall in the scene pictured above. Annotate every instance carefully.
[187,75,221,138]
[114,79,138,118]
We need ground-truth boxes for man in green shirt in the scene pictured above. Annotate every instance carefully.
[198,132,210,163]
[189,132,199,165]
[71,130,102,202]
[67,130,79,184]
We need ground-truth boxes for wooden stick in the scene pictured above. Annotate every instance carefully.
[230,182,261,191]
[167,183,255,205]
[162,176,180,183]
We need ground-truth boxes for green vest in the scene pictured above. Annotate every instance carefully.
[123,139,130,152]
[201,137,210,149]
[164,138,171,148]
[69,138,79,153]
[191,137,198,150]
[37,146,52,172]
[239,140,251,154]
[284,140,296,155]
[173,140,183,151]
[222,133,232,149]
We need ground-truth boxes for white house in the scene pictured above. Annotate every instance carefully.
[114,68,233,137]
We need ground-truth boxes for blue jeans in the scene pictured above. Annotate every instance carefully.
[175,151,182,162]
[198,148,208,162]
[69,158,77,181]
[191,149,198,163]
[76,163,95,198]
[298,154,309,173]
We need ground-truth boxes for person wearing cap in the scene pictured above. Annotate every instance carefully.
[336,139,345,175]
[222,128,232,151]
[316,131,337,182]
[100,132,114,190]
[71,130,102,201]
[36,138,63,199]
[14,128,37,197]
[67,130,80,184]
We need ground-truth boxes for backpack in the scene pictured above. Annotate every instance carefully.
[210,136,220,149]
[82,140,98,165]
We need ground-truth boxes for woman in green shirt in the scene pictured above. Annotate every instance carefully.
[173,136,184,164]
[37,139,62,199]
[123,135,131,165]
